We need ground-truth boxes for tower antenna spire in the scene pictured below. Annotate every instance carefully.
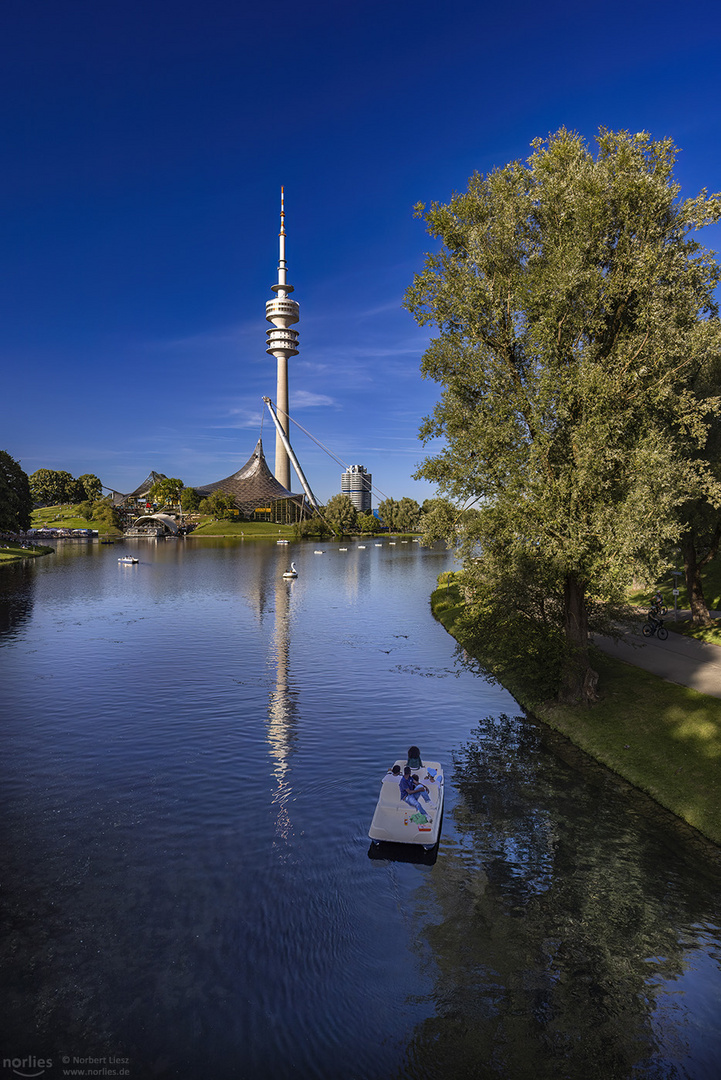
[266,188,299,489]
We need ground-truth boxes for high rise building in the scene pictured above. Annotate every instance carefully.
[265,188,299,490]
[342,465,372,512]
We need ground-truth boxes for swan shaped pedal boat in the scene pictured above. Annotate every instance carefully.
[369,760,444,850]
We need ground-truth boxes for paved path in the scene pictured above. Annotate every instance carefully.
[594,610,721,699]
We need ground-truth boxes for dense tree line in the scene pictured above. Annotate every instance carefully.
[29,468,102,506]
[320,494,436,536]
[405,127,721,705]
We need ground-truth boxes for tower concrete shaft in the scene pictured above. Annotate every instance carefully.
[265,188,299,490]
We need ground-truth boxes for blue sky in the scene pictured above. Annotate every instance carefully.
[2,0,721,504]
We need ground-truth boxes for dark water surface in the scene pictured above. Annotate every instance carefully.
[1,539,720,1080]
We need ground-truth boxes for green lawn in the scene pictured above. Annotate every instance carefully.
[0,541,54,564]
[668,620,721,645]
[190,520,297,537]
[31,504,121,535]
[431,577,721,846]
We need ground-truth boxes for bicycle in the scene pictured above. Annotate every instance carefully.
[642,617,668,641]
[650,592,668,617]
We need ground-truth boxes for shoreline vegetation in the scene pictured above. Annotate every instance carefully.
[431,573,721,849]
[0,505,420,563]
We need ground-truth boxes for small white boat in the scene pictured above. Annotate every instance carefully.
[357,545,366,549]
[314,550,325,554]
[339,547,347,551]
[389,542,396,545]
[118,556,139,564]
[276,539,289,545]
[369,760,444,850]
[282,562,297,578]
[375,543,382,547]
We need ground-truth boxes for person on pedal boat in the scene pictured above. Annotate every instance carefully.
[399,767,432,818]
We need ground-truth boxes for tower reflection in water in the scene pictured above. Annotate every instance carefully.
[266,568,298,846]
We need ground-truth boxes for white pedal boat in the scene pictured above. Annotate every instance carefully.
[369,759,444,850]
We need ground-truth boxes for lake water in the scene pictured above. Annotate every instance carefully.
[1,538,720,1080]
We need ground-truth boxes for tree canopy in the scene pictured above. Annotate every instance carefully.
[323,494,359,535]
[181,487,201,512]
[78,473,103,501]
[29,468,100,505]
[148,477,184,508]
[0,451,33,532]
[405,127,721,704]
[199,490,237,519]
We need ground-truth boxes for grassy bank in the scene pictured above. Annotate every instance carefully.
[431,576,721,846]
[189,520,297,538]
[0,542,54,564]
[31,504,122,537]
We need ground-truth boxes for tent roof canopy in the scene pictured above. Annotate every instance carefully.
[197,440,304,512]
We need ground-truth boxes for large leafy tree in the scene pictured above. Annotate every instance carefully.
[405,128,721,704]
[181,487,201,512]
[377,497,399,530]
[0,451,33,531]
[29,468,62,505]
[148,477,184,509]
[356,512,378,535]
[78,473,103,501]
[199,490,237,519]
[29,468,84,505]
[670,321,721,624]
[323,494,358,535]
[395,496,422,532]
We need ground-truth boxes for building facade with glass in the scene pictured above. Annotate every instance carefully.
[341,465,372,512]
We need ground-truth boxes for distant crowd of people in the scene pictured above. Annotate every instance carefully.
[1,532,36,548]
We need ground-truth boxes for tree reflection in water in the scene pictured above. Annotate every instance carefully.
[405,713,721,1079]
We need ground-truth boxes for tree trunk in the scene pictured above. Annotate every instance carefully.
[681,528,712,626]
[558,572,599,705]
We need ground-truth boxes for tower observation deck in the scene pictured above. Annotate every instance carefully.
[266,188,299,490]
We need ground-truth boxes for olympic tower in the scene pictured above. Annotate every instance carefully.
[265,188,299,490]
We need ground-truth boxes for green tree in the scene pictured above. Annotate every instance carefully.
[76,500,95,521]
[669,323,721,624]
[395,496,421,532]
[199,490,237,519]
[92,498,122,532]
[405,127,721,704]
[0,451,33,531]
[377,497,399,531]
[149,477,184,509]
[29,468,83,505]
[29,468,62,506]
[356,512,378,535]
[181,487,201,512]
[294,516,332,539]
[323,494,358,535]
[55,470,83,503]
[78,473,103,501]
